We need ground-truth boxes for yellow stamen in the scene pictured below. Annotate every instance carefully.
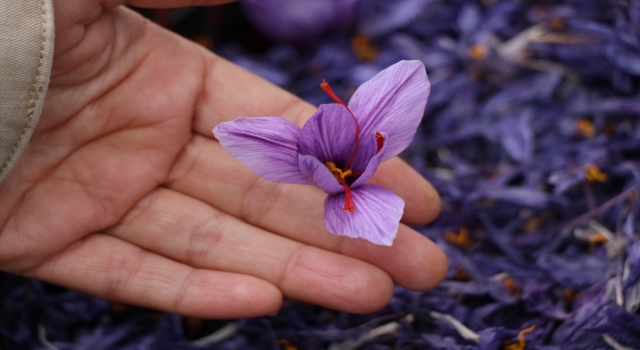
[588,232,609,245]
[326,161,353,180]
[584,164,608,182]
[278,340,298,350]
[325,162,356,211]
[503,278,520,296]
[444,227,473,249]
[468,44,489,60]
[351,35,379,61]
[575,119,595,138]
[503,325,536,350]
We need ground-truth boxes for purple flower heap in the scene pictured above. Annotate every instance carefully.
[213,60,430,245]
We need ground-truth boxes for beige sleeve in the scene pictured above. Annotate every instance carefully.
[0,0,55,184]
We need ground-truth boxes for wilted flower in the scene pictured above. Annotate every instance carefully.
[213,61,430,245]
[240,0,360,43]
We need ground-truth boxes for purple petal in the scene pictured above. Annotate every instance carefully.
[471,188,553,208]
[299,104,378,174]
[299,104,357,168]
[348,129,378,175]
[358,0,431,37]
[324,184,404,246]
[298,154,344,195]
[348,60,430,161]
[498,110,534,163]
[213,117,309,184]
[351,132,388,188]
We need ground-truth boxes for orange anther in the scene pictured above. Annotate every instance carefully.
[575,119,595,138]
[351,35,378,61]
[468,44,489,60]
[587,232,609,245]
[584,164,608,182]
[503,325,536,350]
[444,227,473,249]
[279,339,299,350]
[503,278,520,296]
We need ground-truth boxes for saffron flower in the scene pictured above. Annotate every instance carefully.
[240,0,359,43]
[213,61,430,245]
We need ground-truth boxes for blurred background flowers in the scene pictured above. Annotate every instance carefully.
[3,0,640,349]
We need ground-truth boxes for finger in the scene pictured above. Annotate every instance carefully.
[167,136,448,291]
[369,158,441,225]
[192,54,313,129]
[191,55,440,225]
[109,188,395,314]
[28,234,282,318]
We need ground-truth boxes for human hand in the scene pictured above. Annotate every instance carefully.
[0,0,447,318]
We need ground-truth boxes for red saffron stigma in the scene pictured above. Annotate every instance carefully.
[320,79,361,170]
[320,79,346,105]
[375,132,385,153]
[339,178,355,212]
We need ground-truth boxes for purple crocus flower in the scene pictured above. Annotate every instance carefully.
[213,61,430,245]
[240,0,360,43]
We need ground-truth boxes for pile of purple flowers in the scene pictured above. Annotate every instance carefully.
[2,0,640,349]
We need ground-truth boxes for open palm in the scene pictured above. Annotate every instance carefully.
[0,0,446,318]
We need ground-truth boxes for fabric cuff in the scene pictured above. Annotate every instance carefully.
[0,0,55,184]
